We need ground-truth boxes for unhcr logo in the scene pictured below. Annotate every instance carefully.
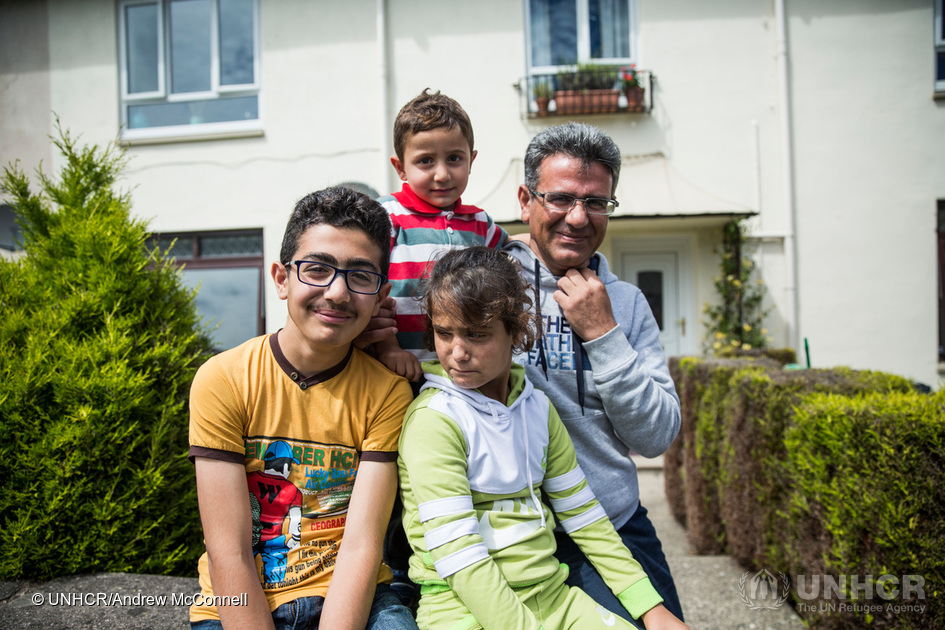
[738,569,791,610]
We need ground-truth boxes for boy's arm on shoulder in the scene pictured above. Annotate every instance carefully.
[319,459,398,630]
[195,457,275,630]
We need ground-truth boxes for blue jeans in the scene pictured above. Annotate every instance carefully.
[554,504,684,629]
[191,584,417,630]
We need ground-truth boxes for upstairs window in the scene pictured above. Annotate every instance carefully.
[526,0,636,73]
[118,0,260,141]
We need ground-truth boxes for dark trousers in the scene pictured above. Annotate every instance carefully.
[553,503,684,628]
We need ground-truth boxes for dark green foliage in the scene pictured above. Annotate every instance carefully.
[784,390,945,629]
[670,356,939,628]
[0,124,213,579]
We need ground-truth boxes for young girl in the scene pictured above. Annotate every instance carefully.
[397,247,689,630]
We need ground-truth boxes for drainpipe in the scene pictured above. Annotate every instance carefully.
[775,0,800,353]
[378,0,392,193]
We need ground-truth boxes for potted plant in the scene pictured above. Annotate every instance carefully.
[620,64,645,111]
[554,63,621,114]
[532,80,554,117]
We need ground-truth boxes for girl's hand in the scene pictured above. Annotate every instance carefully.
[640,604,690,630]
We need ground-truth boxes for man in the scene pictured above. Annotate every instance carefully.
[188,187,417,630]
[505,122,684,628]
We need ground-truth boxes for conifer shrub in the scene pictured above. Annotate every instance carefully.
[0,125,213,579]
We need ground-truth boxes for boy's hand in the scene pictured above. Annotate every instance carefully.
[354,297,398,349]
[640,604,690,630]
[378,346,423,382]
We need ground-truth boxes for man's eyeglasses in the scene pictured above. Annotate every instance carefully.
[529,189,618,216]
[286,261,386,295]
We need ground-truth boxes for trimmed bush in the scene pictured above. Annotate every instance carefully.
[664,357,694,526]
[719,368,912,571]
[783,390,944,629]
[0,125,212,579]
[671,355,939,628]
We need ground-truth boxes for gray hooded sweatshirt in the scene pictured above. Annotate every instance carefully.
[506,240,681,529]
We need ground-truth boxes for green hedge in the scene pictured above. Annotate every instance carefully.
[0,126,212,579]
[666,357,941,628]
[784,390,944,629]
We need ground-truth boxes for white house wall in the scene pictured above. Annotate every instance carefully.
[786,0,942,386]
[1,0,941,386]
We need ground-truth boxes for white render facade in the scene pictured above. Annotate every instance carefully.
[2,0,943,387]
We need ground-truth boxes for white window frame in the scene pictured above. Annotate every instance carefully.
[936,0,945,93]
[117,0,262,143]
[524,0,638,75]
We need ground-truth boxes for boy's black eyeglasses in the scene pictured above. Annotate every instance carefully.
[529,189,618,216]
[286,261,386,295]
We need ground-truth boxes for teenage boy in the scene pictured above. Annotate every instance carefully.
[188,187,417,630]
[375,89,508,382]
[505,123,685,628]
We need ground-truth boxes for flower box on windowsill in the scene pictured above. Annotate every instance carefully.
[553,89,621,115]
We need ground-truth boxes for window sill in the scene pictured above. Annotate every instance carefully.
[519,69,653,119]
[120,123,264,147]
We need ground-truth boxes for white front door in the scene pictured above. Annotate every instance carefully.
[621,251,683,356]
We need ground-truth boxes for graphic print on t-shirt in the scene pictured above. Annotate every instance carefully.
[520,314,590,372]
[244,437,359,588]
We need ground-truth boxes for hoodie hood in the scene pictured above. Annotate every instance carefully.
[419,361,549,523]
[504,239,617,286]
[420,360,532,414]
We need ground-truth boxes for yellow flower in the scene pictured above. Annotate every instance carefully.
[742,344,752,350]
[743,323,752,332]
[715,331,725,340]
[761,328,768,335]
[730,339,741,347]
[713,341,722,350]
[732,279,742,288]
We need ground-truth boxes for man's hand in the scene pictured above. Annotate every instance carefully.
[354,296,398,349]
[553,267,617,341]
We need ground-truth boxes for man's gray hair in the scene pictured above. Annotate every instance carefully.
[523,122,621,196]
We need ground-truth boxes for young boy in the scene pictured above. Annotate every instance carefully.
[397,247,689,630]
[188,187,417,630]
[375,89,508,382]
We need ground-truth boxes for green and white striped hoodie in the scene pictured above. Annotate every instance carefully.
[398,361,662,630]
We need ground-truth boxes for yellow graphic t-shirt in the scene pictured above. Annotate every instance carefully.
[188,333,412,621]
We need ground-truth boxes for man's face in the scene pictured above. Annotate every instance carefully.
[518,153,612,276]
[391,126,477,211]
[272,224,390,354]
